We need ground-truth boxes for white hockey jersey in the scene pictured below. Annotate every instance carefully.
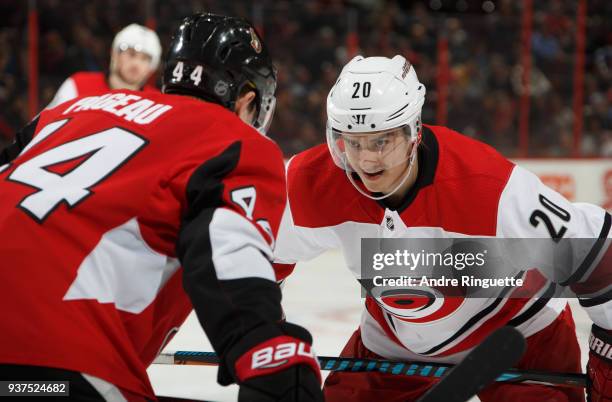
[274,124,611,364]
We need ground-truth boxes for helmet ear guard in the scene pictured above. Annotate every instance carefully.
[255,90,277,134]
[162,14,277,134]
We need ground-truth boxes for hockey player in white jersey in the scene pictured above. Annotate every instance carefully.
[274,55,611,402]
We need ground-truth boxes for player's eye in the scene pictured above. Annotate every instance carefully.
[373,136,390,151]
[375,138,388,148]
[346,138,361,150]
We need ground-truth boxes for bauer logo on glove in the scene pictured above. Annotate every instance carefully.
[235,335,321,383]
[252,340,316,370]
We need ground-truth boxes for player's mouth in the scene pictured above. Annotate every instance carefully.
[363,170,385,180]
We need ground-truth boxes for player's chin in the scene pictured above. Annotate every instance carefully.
[360,171,387,191]
[127,76,146,86]
[122,71,146,85]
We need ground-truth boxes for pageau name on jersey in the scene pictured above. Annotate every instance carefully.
[61,92,172,125]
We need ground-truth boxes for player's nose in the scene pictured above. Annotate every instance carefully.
[358,154,383,172]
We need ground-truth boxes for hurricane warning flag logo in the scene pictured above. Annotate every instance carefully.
[250,28,262,54]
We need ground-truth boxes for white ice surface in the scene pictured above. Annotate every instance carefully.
[148,250,590,401]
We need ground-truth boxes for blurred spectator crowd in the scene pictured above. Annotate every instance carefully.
[0,0,610,157]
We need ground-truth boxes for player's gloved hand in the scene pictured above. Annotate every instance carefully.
[587,324,612,402]
[226,322,323,402]
[237,364,322,402]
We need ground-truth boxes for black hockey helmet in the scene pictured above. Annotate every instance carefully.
[162,13,277,134]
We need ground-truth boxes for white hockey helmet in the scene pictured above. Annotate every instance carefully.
[112,24,162,70]
[326,55,426,199]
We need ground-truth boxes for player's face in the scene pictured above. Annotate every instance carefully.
[342,128,413,194]
[115,48,153,86]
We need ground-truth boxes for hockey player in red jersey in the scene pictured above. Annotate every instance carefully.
[0,14,323,402]
[274,55,611,402]
[45,23,161,109]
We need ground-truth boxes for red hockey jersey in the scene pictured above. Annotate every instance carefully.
[46,71,158,109]
[0,90,286,399]
[274,124,610,363]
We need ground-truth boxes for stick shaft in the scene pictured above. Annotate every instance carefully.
[417,326,526,402]
[153,351,586,388]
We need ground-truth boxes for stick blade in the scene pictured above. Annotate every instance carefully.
[418,326,526,402]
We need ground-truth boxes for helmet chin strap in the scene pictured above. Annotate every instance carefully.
[344,138,419,201]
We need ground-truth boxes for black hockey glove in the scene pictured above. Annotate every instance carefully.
[225,322,323,402]
[238,364,323,402]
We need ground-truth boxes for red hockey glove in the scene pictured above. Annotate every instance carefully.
[587,324,612,402]
[227,322,323,402]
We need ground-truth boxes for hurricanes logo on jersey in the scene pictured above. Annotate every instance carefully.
[374,287,465,323]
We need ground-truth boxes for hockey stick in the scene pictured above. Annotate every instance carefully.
[417,326,525,402]
[153,343,586,388]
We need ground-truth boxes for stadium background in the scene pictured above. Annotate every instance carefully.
[1,0,611,208]
[0,1,610,400]
[2,0,611,157]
